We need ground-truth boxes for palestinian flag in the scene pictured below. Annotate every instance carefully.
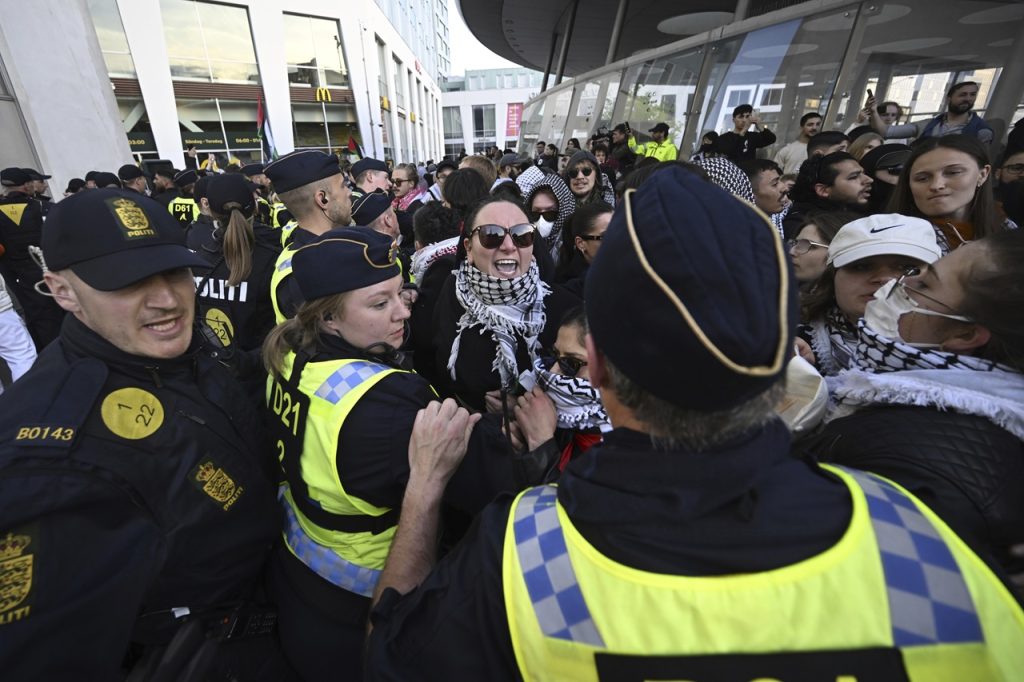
[347,134,364,160]
[257,95,278,163]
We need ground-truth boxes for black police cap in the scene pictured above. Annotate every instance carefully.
[1,167,32,187]
[585,166,795,410]
[351,157,389,179]
[351,190,392,225]
[42,189,208,291]
[291,227,400,301]
[240,163,264,178]
[22,168,51,181]
[118,164,145,181]
[173,169,198,188]
[94,172,122,189]
[207,173,256,216]
[193,174,214,203]
[264,150,340,194]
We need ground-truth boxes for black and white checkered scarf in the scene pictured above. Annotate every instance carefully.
[532,357,610,431]
[448,260,550,391]
[803,306,857,376]
[852,320,1007,374]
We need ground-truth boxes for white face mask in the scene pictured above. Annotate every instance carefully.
[535,216,554,239]
[863,279,972,348]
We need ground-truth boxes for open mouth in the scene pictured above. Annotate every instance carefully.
[495,259,519,276]
[143,317,181,334]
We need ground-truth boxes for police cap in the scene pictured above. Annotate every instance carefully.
[351,190,392,225]
[118,164,145,181]
[42,188,207,291]
[207,173,256,216]
[1,167,32,187]
[22,168,51,181]
[193,174,214,203]
[94,172,122,189]
[264,150,340,193]
[585,166,795,410]
[240,163,264,178]
[291,227,400,301]
[173,169,198,188]
[351,157,389,179]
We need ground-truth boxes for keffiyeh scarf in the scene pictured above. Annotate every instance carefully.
[804,306,857,376]
[826,321,1024,439]
[448,260,550,391]
[410,237,459,283]
[531,357,610,430]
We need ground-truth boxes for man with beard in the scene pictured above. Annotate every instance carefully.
[782,152,873,239]
[869,82,993,145]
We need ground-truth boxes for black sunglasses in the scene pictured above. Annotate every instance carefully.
[551,348,587,377]
[528,209,558,223]
[569,166,594,178]
[471,223,536,249]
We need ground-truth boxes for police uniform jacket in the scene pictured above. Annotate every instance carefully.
[0,315,280,679]
[153,187,180,208]
[366,421,853,679]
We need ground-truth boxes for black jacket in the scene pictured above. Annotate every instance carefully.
[0,316,280,679]
[718,128,777,162]
[797,404,1024,583]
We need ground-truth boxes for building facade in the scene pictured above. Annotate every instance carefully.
[0,0,449,194]
[440,68,542,158]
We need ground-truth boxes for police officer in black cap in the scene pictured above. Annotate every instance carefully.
[21,168,53,216]
[0,189,286,679]
[263,227,555,679]
[0,167,63,349]
[118,163,149,195]
[364,166,1024,679]
[350,157,392,202]
[264,150,352,322]
[168,169,200,226]
[190,173,281,389]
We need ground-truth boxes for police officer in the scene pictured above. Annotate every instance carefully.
[264,150,352,322]
[349,157,392,203]
[168,168,201,226]
[262,227,555,680]
[22,169,53,216]
[365,167,1024,679]
[190,173,280,388]
[0,188,285,679]
[242,162,274,225]
[117,163,149,195]
[0,167,63,349]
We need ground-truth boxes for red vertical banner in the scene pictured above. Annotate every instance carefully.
[506,103,524,138]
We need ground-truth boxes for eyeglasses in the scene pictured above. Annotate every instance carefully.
[528,209,558,223]
[471,223,536,249]
[551,348,588,377]
[889,266,972,320]
[578,234,603,242]
[1001,163,1024,175]
[786,238,829,255]
[569,166,594,178]
[393,177,414,185]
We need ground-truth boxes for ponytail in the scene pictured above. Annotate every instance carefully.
[261,292,350,379]
[220,203,254,287]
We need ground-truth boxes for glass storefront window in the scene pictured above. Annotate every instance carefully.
[473,105,495,138]
[539,88,572,150]
[87,0,138,78]
[519,99,544,152]
[160,0,259,84]
[442,106,462,139]
[615,50,703,151]
[284,14,350,89]
[694,8,856,158]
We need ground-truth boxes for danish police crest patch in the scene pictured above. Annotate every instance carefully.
[106,197,156,239]
[190,459,244,511]
[0,531,35,626]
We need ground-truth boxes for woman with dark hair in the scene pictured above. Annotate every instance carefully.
[262,227,553,679]
[555,201,613,297]
[432,196,578,413]
[441,167,490,225]
[888,135,1009,250]
[801,229,1024,584]
[788,210,857,288]
[563,150,615,209]
[799,214,940,376]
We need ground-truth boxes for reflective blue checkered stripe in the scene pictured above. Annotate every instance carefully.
[276,256,292,272]
[843,467,984,646]
[313,361,389,404]
[281,491,381,597]
[512,485,605,647]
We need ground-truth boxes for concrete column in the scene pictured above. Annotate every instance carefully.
[117,0,183,167]
[0,0,131,192]
[554,0,580,85]
[605,0,628,65]
[248,1,295,155]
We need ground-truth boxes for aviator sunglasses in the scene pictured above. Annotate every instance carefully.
[550,348,588,377]
[471,223,536,249]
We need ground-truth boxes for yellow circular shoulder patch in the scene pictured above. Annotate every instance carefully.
[100,388,165,440]
[205,308,234,347]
